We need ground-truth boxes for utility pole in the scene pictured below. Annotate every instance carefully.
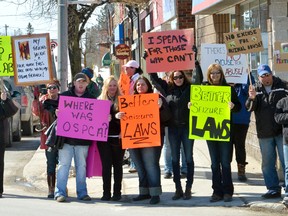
[58,0,68,91]
[4,24,9,36]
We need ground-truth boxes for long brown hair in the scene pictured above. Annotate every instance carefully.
[168,70,191,88]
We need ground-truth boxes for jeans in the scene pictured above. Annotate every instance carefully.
[231,124,249,165]
[45,149,58,175]
[0,139,4,194]
[284,144,288,195]
[129,143,162,196]
[55,144,89,199]
[97,138,125,197]
[259,135,285,191]
[207,140,234,196]
[163,128,187,174]
[168,125,194,190]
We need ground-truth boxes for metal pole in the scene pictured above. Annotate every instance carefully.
[58,0,68,91]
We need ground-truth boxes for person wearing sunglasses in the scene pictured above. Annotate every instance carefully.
[201,64,241,203]
[247,64,288,199]
[149,69,195,200]
[38,79,60,198]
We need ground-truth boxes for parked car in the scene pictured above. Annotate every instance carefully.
[2,77,21,147]
[3,77,40,136]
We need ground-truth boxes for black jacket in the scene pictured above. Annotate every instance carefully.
[60,87,95,146]
[246,76,288,138]
[274,96,288,145]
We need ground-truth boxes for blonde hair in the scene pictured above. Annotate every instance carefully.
[99,76,122,111]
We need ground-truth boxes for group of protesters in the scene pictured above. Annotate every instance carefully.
[21,55,288,207]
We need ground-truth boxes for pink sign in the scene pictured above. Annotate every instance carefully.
[57,96,110,141]
[143,29,195,73]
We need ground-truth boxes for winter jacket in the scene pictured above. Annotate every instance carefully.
[246,76,288,138]
[274,96,288,145]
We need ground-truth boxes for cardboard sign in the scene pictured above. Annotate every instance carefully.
[0,36,14,76]
[189,85,231,141]
[119,93,161,149]
[143,29,195,73]
[201,44,248,84]
[223,28,264,56]
[57,96,110,141]
[273,42,288,72]
[118,72,130,95]
[11,33,53,86]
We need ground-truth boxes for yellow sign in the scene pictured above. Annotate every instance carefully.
[189,85,231,141]
[0,36,14,76]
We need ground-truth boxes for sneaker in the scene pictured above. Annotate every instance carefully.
[282,196,288,206]
[172,188,184,200]
[132,194,151,201]
[261,190,281,199]
[210,194,223,202]
[164,173,172,179]
[81,195,91,201]
[150,196,160,204]
[56,195,66,202]
[223,194,233,202]
[129,168,137,173]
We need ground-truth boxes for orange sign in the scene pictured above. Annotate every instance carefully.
[223,28,264,56]
[142,29,195,73]
[118,72,130,95]
[119,93,161,149]
[115,44,130,60]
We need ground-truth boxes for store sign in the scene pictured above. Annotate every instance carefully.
[115,44,130,60]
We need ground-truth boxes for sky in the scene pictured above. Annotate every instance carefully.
[0,1,58,39]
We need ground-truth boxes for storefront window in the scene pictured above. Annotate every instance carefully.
[240,1,268,78]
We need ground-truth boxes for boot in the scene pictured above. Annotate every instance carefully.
[237,164,247,182]
[172,188,183,200]
[47,174,55,198]
[183,187,192,200]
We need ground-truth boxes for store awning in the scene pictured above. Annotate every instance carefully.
[192,0,243,15]
[102,52,111,67]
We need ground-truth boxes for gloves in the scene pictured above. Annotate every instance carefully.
[142,50,148,60]
[192,45,198,53]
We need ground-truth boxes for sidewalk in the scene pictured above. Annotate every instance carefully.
[23,139,287,213]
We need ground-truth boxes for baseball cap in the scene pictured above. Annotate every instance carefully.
[257,64,272,76]
[73,73,87,82]
[122,60,139,69]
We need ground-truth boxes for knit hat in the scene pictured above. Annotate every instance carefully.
[81,67,94,79]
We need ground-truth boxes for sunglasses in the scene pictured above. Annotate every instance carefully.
[47,86,57,90]
[260,73,270,78]
[173,75,184,80]
[210,71,221,75]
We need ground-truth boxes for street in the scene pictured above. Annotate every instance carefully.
[0,133,286,216]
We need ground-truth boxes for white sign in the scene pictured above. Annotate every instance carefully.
[201,44,248,84]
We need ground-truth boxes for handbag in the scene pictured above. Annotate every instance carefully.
[0,98,19,119]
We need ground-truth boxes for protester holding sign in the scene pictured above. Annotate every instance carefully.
[122,60,143,173]
[97,76,125,201]
[230,76,255,182]
[247,64,287,199]
[117,76,170,205]
[39,79,60,198]
[201,63,241,202]
[149,70,194,201]
[54,73,94,202]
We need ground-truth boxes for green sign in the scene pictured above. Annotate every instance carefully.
[0,36,14,76]
[102,52,111,67]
